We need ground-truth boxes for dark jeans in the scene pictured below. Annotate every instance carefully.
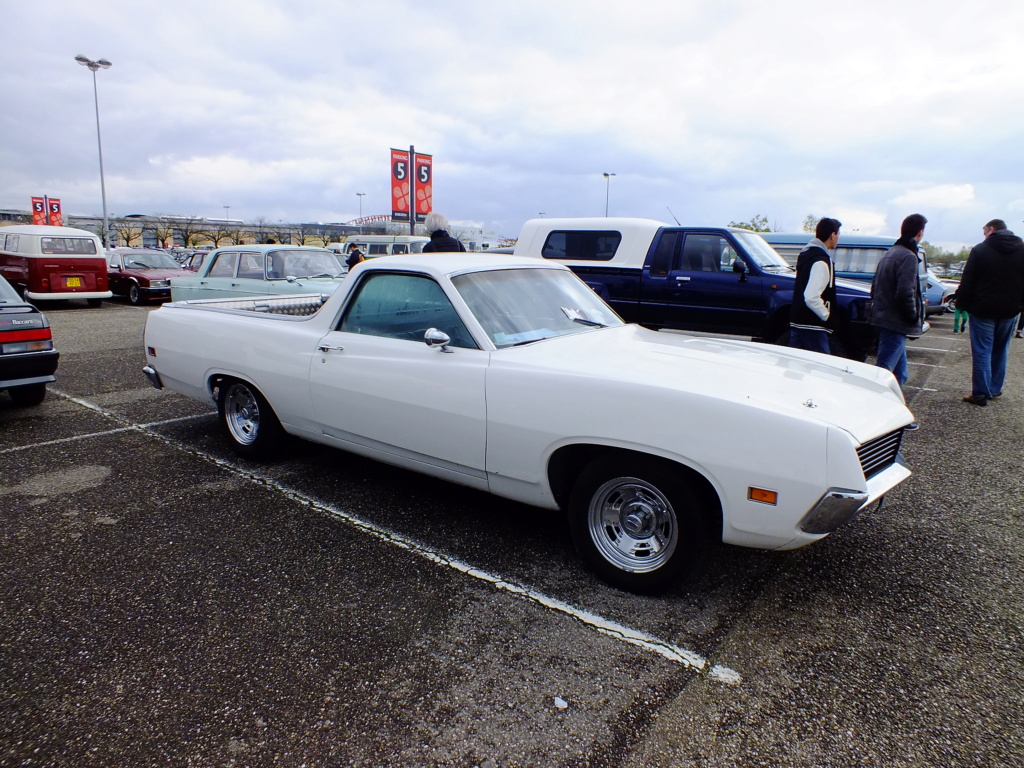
[968,315,1016,398]
[789,327,831,355]
[875,328,908,388]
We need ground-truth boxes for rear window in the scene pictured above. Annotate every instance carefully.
[40,237,98,255]
[540,230,622,261]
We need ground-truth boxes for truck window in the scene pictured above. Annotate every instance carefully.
[648,231,680,277]
[540,231,621,261]
[338,273,476,348]
[680,234,731,272]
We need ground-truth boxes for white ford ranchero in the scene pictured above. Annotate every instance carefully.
[143,252,914,593]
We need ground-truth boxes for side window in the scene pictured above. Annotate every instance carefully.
[208,252,239,277]
[236,252,265,279]
[392,244,409,254]
[679,234,729,272]
[368,244,389,255]
[338,273,477,349]
[648,231,679,277]
[540,230,621,261]
[719,242,740,271]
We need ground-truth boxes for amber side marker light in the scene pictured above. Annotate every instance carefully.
[748,487,778,505]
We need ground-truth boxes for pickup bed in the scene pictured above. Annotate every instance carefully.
[513,218,880,359]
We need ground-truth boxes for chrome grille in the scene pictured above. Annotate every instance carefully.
[857,429,905,479]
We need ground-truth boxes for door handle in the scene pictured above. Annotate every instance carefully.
[675,275,691,283]
[318,344,344,352]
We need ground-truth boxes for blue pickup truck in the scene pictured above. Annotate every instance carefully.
[512,218,881,360]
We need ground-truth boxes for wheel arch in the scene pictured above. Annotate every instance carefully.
[547,444,724,542]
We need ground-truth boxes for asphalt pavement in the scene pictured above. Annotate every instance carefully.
[1,302,1021,767]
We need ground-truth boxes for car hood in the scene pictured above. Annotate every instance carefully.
[122,268,184,280]
[504,325,912,443]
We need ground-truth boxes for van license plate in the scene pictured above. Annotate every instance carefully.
[66,277,82,288]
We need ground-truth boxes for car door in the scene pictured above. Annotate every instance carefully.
[307,271,488,482]
[181,250,267,299]
[649,230,766,334]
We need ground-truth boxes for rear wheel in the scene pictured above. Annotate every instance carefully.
[217,379,284,459]
[8,382,46,407]
[568,455,713,593]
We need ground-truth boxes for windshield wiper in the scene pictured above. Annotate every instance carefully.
[572,317,606,327]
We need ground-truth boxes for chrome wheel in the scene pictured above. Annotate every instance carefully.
[223,382,262,446]
[587,476,679,574]
[129,283,141,304]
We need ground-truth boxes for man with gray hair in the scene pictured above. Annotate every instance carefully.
[955,218,1024,406]
[422,213,466,253]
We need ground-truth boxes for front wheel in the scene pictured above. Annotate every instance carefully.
[217,379,284,459]
[568,455,712,594]
[128,283,142,305]
[8,382,47,407]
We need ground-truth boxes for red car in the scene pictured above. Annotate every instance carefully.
[107,249,184,304]
[0,274,58,406]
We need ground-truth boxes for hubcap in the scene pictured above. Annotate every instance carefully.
[224,384,260,445]
[588,477,678,573]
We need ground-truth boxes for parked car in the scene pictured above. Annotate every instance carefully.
[925,268,957,315]
[0,273,59,406]
[170,245,346,301]
[143,251,915,593]
[107,248,184,304]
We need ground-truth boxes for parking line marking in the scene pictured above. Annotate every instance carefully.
[44,389,742,685]
[0,412,213,455]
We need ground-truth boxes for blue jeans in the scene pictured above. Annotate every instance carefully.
[789,327,831,355]
[875,328,908,388]
[968,315,1017,398]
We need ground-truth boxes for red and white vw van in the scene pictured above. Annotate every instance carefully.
[0,225,111,306]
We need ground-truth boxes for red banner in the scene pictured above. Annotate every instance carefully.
[390,148,411,222]
[414,153,432,223]
[48,198,63,227]
[31,197,47,225]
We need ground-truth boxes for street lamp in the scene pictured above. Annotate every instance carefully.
[223,205,230,221]
[603,172,616,217]
[75,54,112,247]
[356,192,366,234]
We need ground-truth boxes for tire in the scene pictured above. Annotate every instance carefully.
[128,283,142,305]
[8,382,47,407]
[217,379,284,459]
[568,454,712,594]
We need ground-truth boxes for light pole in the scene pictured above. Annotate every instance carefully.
[356,192,366,234]
[75,55,112,247]
[603,173,616,217]
[223,205,230,221]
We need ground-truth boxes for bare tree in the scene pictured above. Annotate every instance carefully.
[248,216,274,244]
[206,224,237,246]
[111,218,142,247]
[150,217,176,248]
[173,216,207,248]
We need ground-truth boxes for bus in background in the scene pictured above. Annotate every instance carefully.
[326,235,431,258]
[0,225,111,307]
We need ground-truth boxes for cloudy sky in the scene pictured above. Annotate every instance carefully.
[2,0,1022,249]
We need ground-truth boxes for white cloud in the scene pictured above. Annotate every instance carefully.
[891,185,976,211]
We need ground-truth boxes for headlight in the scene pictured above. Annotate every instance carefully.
[150,280,171,288]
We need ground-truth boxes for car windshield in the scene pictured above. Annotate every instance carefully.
[733,231,794,271]
[268,249,343,279]
[452,267,624,348]
[122,251,181,270]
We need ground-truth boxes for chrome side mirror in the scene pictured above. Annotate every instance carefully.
[424,327,453,352]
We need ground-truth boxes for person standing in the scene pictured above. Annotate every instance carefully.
[869,213,927,389]
[422,213,467,253]
[954,219,1024,406]
[345,243,365,270]
[789,217,841,354]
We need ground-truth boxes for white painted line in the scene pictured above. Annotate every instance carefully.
[40,389,743,685]
[0,408,213,455]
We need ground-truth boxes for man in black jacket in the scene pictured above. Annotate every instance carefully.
[955,219,1024,406]
[789,217,841,354]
